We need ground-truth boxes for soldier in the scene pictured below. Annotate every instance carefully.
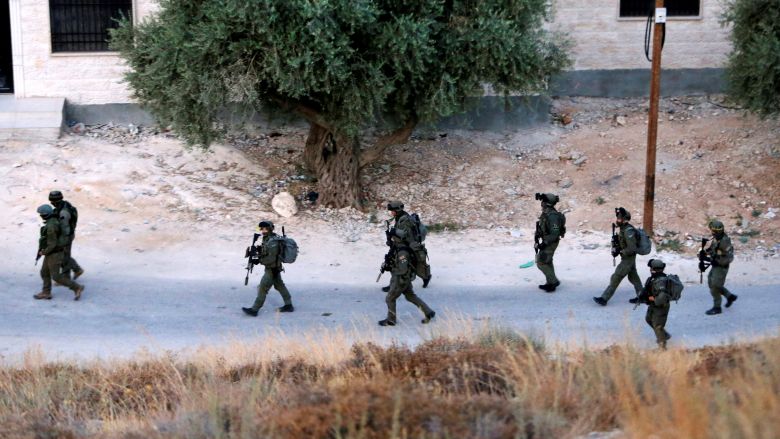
[48,190,84,281]
[639,259,673,349]
[378,206,436,326]
[34,205,84,300]
[534,193,565,292]
[381,201,431,292]
[242,220,294,316]
[593,207,643,306]
[701,220,737,315]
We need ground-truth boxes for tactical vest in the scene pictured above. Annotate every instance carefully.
[708,235,734,267]
[39,218,68,252]
[540,208,566,240]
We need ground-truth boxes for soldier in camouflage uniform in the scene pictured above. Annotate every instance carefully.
[379,202,435,326]
[34,205,84,300]
[242,220,294,316]
[638,259,673,349]
[701,220,737,315]
[593,207,643,306]
[49,191,84,281]
[381,201,432,292]
[534,193,564,292]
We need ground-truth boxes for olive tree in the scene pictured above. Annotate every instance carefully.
[112,0,570,207]
[722,0,780,117]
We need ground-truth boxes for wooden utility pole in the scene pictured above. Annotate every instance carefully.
[643,0,665,237]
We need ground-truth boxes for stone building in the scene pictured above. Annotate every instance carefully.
[1,0,731,136]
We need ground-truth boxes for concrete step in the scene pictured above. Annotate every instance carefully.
[0,95,64,141]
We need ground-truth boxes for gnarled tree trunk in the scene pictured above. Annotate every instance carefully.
[304,123,362,208]
[302,119,417,209]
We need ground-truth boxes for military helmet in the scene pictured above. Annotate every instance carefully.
[37,204,54,217]
[387,201,404,211]
[708,220,724,232]
[257,220,275,231]
[615,207,631,220]
[541,193,559,205]
[48,190,64,202]
[647,258,666,270]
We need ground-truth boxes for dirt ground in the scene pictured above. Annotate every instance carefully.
[225,94,780,256]
[2,94,780,360]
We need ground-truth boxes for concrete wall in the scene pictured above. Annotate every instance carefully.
[11,0,159,104]
[551,0,731,71]
[11,0,733,111]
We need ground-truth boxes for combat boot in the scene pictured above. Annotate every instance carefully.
[278,304,295,313]
[33,291,52,300]
[725,294,738,308]
[593,297,607,306]
[539,281,560,293]
[381,285,391,292]
[378,319,396,326]
[421,311,436,324]
[242,307,258,317]
[74,285,84,301]
[705,306,722,315]
[422,275,432,288]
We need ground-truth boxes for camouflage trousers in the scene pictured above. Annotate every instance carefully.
[601,254,643,302]
[41,251,82,294]
[708,265,734,307]
[645,303,670,346]
[61,242,82,279]
[252,267,292,310]
[386,272,433,323]
[535,241,559,285]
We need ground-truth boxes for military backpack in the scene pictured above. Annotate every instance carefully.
[56,200,78,236]
[410,213,428,243]
[273,228,298,264]
[636,228,652,255]
[551,210,566,238]
[666,274,684,301]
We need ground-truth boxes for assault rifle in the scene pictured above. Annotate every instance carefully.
[611,223,620,267]
[534,221,543,254]
[698,237,711,284]
[376,247,396,283]
[243,233,261,285]
[377,220,395,282]
[633,288,650,310]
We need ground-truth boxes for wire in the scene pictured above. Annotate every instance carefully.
[644,8,666,62]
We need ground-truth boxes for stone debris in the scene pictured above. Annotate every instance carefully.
[271,192,298,218]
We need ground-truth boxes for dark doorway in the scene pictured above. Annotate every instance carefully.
[1,0,14,93]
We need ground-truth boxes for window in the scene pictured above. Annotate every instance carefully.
[620,0,701,18]
[49,0,133,52]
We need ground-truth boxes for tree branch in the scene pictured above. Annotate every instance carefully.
[359,118,418,168]
[266,91,333,132]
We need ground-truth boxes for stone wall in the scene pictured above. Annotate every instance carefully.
[551,0,731,70]
[12,0,159,104]
[11,0,732,105]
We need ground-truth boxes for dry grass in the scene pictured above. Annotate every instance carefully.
[1,331,779,439]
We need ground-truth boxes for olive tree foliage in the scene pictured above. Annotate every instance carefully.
[722,0,780,117]
[112,0,570,207]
